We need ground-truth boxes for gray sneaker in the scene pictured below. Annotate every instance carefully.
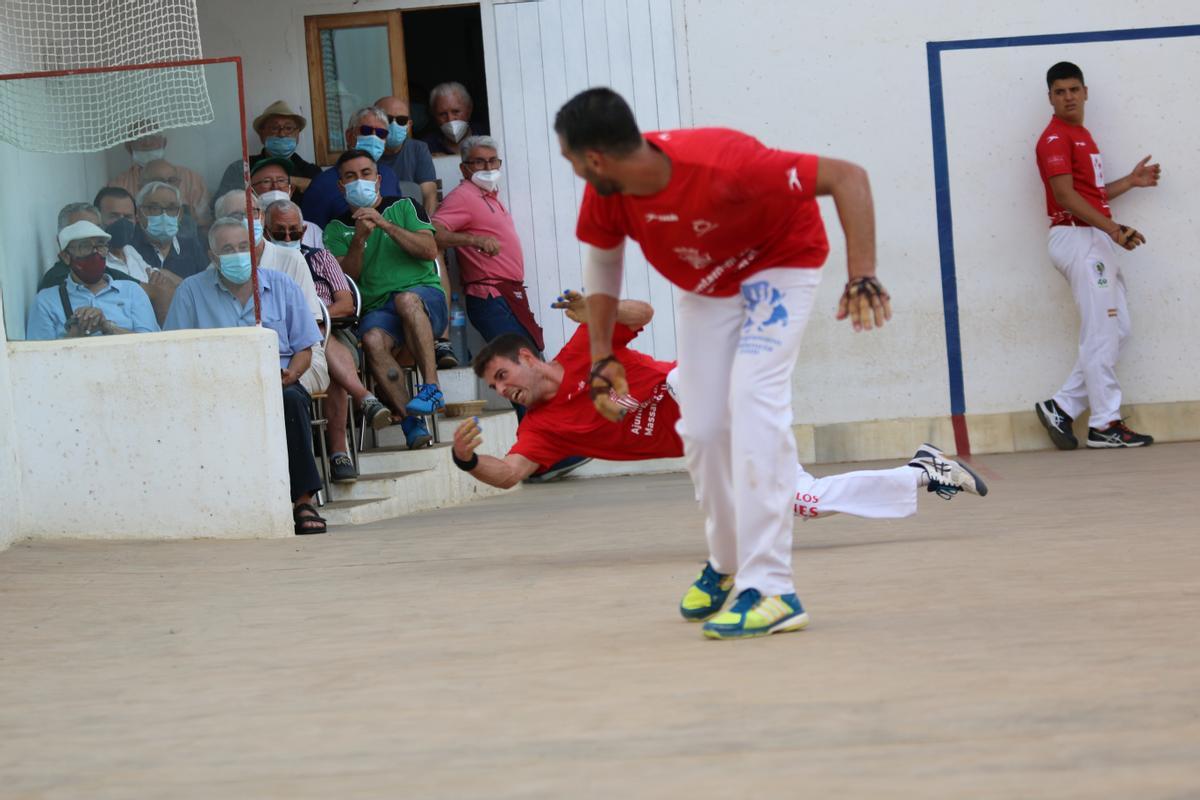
[360,397,392,430]
[908,443,988,498]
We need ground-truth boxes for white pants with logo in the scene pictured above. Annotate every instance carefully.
[673,267,919,597]
[1047,226,1130,429]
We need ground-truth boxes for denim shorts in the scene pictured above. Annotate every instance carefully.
[359,285,448,344]
[465,293,540,352]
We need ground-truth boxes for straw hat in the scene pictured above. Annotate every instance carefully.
[253,100,307,135]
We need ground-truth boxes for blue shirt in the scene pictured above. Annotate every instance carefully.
[378,139,437,186]
[163,267,321,369]
[301,163,401,228]
[26,275,159,340]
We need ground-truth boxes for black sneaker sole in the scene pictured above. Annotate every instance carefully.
[1035,403,1078,450]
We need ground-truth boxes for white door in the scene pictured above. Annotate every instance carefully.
[492,0,684,361]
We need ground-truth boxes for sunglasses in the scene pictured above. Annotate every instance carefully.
[385,114,410,126]
[358,125,388,139]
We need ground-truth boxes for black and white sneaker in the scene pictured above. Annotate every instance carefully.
[524,456,593,484]
[360,396,392,430]
[1087,421,1154,448]
[908,443,988,499]
[435,339,459,369]
[1035,399,1078,450]
[330,453,358,483]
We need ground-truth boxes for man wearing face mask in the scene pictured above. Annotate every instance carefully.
[301,106,405,229]
[324,149,445,450]
[423,82,485,157]
[213,190,330,396]
[215,101,322,208]
[374,95,439,215]
[164,217,328,535]
[432,135,544,355]
[26,220,159,340]
[109,131,211,225]
[130,181,208,280]
[39,202,138,290]
[250,158,323,249]
[94,187,180,325]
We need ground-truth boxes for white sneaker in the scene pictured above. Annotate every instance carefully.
[908,443,988,498]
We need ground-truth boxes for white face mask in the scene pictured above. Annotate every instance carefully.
[132,148,165,166]
[258,189,291,206]
[441,119,469,143]
[470,169,502,193]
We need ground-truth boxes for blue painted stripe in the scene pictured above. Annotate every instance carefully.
[931,23,1200,51]
[926,43,965,416]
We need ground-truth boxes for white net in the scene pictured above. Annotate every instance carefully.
[0,0,214,153]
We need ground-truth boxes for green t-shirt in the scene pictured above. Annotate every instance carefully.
[324,196,441,312]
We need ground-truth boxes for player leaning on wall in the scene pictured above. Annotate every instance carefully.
[1032,61,1160,450]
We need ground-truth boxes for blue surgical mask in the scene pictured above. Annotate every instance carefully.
[276,239,302,250]
[345,178,378,209]
[252,218,264,243]
[217,251,253,285]
[356,134,386,161]
[145,213,179,241]
[264,136,297,158]
[386,122,408,149]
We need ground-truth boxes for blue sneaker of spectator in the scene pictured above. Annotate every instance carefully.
[401,416,432,450]
[405,383,445,416]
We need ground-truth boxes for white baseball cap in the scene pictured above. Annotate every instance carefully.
[58,220,111,251]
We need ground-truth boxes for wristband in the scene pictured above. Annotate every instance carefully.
[452,451,479,471]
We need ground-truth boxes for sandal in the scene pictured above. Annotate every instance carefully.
[293,503,328,535]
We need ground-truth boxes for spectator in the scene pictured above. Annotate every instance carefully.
[215,100,322,207]
[374,95,439,215]
[423,82,481,157]
[432,135,544,354]
[109,132,212,226]
[213,190,330,396]
[250,157,323,248]
[141,159,202,241]
[301,106,405,228]
[323,149,445,449]
[131,181,209,279]
[27,220,158,340]
[164,217,327,534]
[264,198,392,483]
[93,187,180,324]
[39,203,136,290]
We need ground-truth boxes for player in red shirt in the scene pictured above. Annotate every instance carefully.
[1033,61,1160,450]
[452,291,984,518]
[549,87,984,640]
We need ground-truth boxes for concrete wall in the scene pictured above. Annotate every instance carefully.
[0,300,21,551]
[4,328,293,542]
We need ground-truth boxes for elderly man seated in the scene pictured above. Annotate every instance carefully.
[433,135,544,355]
[39,202,137,289]
[215,100,323,207]
[323,148,445,449]
[374,95,439,215]
[93,187,181,323]
[109,131,212,226]
[302,106,407,228]
[423,82,485,157]
[212,189,330,396]
[264,197,392,482]
[131,181,208,279]
[249,157,322,248]
[27,220,158,340]
[164,217,328,534]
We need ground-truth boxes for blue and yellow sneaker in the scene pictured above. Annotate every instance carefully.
[679,562,735,621]
[701,588,809,640]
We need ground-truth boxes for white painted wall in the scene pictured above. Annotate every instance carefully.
[6,328,293,542]
[0,301,21,551]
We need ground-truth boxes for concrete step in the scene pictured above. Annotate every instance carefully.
[356,442,453,474]
[329,469,429,502]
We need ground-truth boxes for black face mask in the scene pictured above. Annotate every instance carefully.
[105,217,136,249]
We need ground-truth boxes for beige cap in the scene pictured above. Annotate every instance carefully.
[253,100,307,135]
[58,220,111,251]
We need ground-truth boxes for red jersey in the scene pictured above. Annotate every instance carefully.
[576,128,829,297]
[509,323,682,469]
[1035,116,1111,227]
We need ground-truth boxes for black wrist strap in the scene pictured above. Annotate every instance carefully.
[452,451,479,471]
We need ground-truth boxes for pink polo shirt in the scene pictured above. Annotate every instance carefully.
[432,181,525,299]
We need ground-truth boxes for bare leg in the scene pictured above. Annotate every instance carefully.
[327,336,369,404]
[394,291,440,384]
[326,386,350,454]
[362,327,411,413]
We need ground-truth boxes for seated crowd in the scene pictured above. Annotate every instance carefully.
[26,81,565,531]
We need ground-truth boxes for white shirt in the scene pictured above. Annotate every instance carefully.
[107,246,155,282]
[259,240,322,321]
[302,220,323,250]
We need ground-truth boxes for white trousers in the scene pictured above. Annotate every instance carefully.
[673,267,919,596]
[1047,227,1131,429]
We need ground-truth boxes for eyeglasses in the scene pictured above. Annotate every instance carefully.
[268,227,304,242]
[251,175,291,189]
[67,240,109,256]
[464,157,502,170]
[358,125,388,139]
[142,203,181,216]
[262,123,299,136]
[385,114,410,126]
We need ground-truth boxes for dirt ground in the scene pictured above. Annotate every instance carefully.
[2,444,1198,799]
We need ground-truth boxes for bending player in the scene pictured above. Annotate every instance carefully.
[452,292,986,623]
[551,87,967,640]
